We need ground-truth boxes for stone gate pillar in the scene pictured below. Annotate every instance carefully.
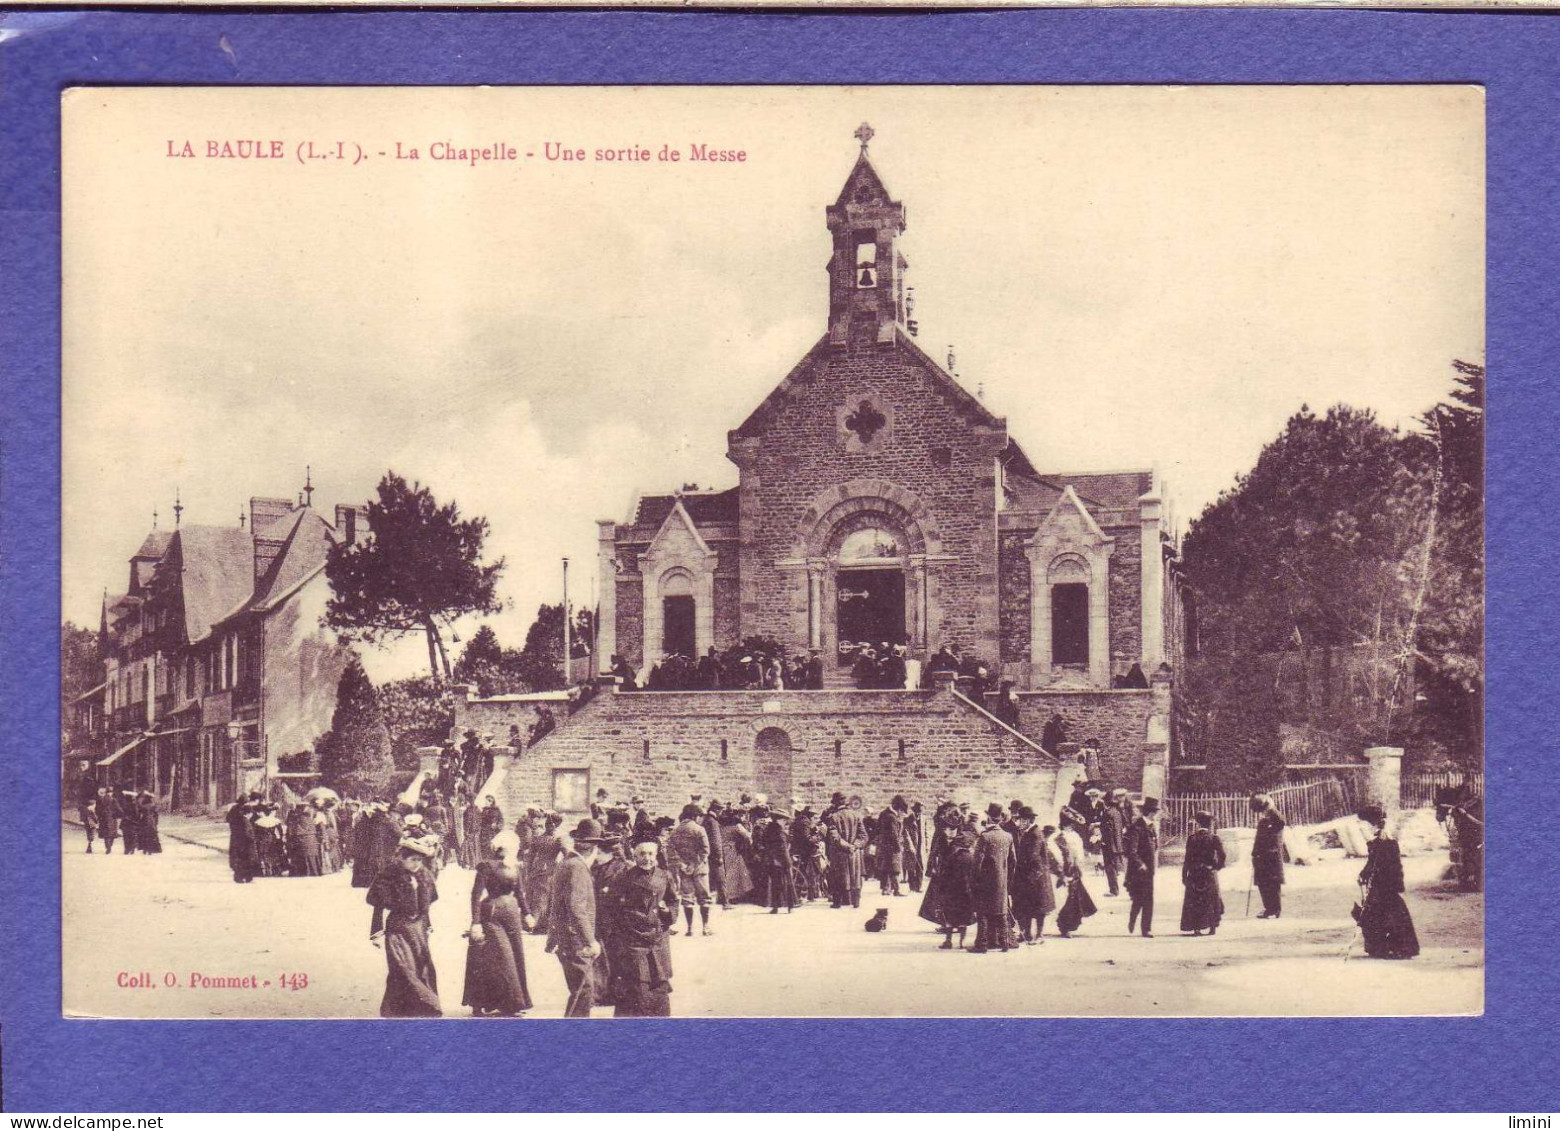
[1365,746,1404,812]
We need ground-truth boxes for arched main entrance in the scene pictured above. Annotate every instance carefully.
[832,523,906,669]
[754,727,794,803]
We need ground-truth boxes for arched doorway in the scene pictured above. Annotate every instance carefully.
[754,727,794,803]
[832,522,907,669]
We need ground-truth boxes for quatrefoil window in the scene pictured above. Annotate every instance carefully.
[844,399,887,444]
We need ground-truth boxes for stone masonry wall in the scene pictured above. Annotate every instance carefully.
[1016,689,1156,791]
[461,686,1059,818]
[1104,525,1142,669]
[997,530,1031,663]
[738,340,1002,660]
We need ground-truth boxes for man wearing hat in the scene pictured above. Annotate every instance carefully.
[546,818,610,1017]
[1010,805,1057,944]
[630,796,654,841]
[668,804,715,936]
[1099,789,1129,897]
[970,803,1016,953]
[824,794,869,909]
[603,830,680,1016]
[1249,793,1287,919]
[875,796,911,897]
[1124,797,1161,938]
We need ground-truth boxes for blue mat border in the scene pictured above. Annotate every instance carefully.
[1,8,1552,1113]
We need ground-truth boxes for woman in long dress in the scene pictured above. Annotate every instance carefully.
[286,805,322,876]
[462,831,535,1016]
[135,792,163,855]
[932,826,978,949]
[367,839,442,1017]
[1180,811,1226,935]
[917,802,960,930]
[1054,808,1098,938]
[1355,805,1420,959]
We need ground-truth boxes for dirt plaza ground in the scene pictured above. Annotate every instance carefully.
[61,818,1482,1019]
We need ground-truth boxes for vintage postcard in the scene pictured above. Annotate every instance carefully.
[61,85,1483,1020]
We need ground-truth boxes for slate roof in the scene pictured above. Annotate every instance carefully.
[133,531,172,560]
[631,487,740,530]
[168,525,257,644]
[246,508,339,613]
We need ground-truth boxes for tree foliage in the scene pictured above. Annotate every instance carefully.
[325,472,505,682]
[315,656,395,798]
[508,604,595,693]
[60,621,103,755]
[1180,366,1483,781]
[377,675,457,772]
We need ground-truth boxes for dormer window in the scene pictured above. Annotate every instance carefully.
[855,237,877,288]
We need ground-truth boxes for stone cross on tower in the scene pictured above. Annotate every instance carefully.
[854,122,875,153]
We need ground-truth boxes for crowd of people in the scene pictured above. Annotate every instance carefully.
[74,778,163,856]
[604,639,1007,695]
[80,743,1430,1016]
[323,771,1430,1019]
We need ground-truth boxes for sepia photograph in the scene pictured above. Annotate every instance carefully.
[59,84,1484,1021]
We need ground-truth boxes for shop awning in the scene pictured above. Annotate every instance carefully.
[97,735,146,768]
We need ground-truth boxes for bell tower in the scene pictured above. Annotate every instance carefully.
[826,123,908,350]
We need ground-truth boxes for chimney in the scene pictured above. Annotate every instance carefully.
[334,504,367,545]
[249,496,293,537]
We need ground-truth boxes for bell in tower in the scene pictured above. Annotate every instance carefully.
[825,123,908,350]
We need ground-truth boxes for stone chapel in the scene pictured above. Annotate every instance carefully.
[595,126,1186,693]
[457,127,1189,817]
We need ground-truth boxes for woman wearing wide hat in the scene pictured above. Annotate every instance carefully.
[1054,807,1098,938]
[367,837,443,1017]
[1180,810,1226,936]
[1354,804,1420,959]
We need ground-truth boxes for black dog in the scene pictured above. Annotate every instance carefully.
[864,909,889,933]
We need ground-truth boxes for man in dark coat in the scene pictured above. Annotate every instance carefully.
[701,800,729,908]
[804,650,824,690]
[1010,806,1057,944]
[904,801,925,893]
[1124,797,1160,937]
[1099,789,1128,897]
[1250,793,1287,918]
[875,797,909,896]
[1041,713,1067,753]
[546,818,609,1017]
[824,796,868,909]
[604,833,678,1016]
[970,804,1016,953]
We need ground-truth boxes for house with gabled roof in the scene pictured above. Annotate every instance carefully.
[97,488,366,808]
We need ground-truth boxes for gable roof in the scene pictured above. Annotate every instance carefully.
[630,487,739,530]
[170,525,256,644]
[249,508,339,612]
[133,531,172,560]
[645,498,713,558]
[731,326,1004,442]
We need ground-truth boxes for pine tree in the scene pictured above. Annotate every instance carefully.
[316,656,395,798]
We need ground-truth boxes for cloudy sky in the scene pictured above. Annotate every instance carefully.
[62,85,1483,681]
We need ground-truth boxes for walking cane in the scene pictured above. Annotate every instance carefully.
[1244,872,1254,918]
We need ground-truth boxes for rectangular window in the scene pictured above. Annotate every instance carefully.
[642,738,651,761]
[835,739,843,760]
[720,739,728,762]
[552,769,590,814]
[898,738,907,761]
[1051,583,1091,666]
